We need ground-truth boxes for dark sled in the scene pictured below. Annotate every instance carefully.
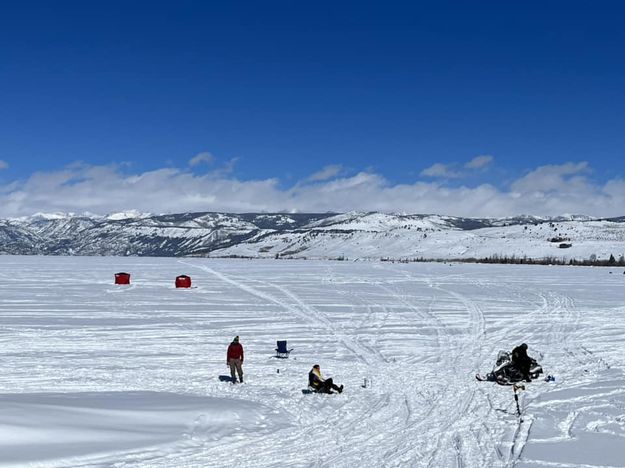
[302,386,338,395]
[219,375,234,382]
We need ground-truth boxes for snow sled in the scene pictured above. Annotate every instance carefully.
[302,385,340,395]
[477,350,543,385]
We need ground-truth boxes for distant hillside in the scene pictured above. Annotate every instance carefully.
[1,211,625,263]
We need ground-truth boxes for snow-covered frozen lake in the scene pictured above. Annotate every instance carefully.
[1,256,624,467]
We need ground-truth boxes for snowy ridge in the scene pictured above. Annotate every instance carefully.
[1,211,624,261]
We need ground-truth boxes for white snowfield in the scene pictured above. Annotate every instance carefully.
[0,256,624,468]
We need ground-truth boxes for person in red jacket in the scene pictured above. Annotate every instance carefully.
[227,336,244,383]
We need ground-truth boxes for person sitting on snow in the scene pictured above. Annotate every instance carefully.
[308,364,343,393]
[511,343,533,382]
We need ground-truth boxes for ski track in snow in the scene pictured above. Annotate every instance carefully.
[0,257,624,467]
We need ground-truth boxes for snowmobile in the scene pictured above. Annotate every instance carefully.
[476,350,543,385]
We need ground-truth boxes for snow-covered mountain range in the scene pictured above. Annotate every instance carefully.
[1,211,625,262]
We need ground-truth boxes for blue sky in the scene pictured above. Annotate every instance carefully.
[1,1,624,217]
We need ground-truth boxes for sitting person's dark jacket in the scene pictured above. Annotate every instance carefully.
[309,367,322,389]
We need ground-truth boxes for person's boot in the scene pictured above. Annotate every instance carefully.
[338,385,344,393]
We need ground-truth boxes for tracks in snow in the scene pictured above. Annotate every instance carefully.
[171,261,600,468]
[185,263,384,367]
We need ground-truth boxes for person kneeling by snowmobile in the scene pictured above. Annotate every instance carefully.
[512,343,533,382]
[308,364,343,394]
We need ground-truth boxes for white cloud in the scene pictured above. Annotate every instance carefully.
[465,155,493,170]
[0,161,623,218]
[423,155,494,179]
[0,160,8,170]
[603,178,625,198]
[188,152,214,166]
[220,157,238,176]
[420,163,462,179]
[511,162,590,193]
[308,164,343,181]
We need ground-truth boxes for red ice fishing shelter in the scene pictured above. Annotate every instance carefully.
[114,272,131,285]
[175,275,192,288]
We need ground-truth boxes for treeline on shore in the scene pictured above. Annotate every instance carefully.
[381,253,625,267]
[218,252,625,267]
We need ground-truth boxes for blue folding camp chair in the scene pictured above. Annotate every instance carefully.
[275,340,293,358]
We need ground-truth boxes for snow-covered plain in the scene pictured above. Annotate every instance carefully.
[1,256,624,467]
